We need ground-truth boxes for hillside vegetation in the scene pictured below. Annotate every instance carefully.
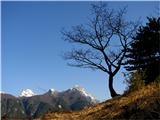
[42,83,160,120]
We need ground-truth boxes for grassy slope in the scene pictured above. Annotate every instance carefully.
[41,83,160,120]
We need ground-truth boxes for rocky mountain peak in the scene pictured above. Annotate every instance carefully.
[20,89,35,97]
[70,85,96,101]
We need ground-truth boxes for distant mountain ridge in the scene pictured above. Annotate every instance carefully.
[1,85,99,119]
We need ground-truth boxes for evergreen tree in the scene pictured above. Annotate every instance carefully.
[125,17,160,84]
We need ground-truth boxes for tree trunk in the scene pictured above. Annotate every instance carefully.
[109,75,119,97]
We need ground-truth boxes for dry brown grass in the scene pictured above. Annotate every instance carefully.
[41,83,160,120]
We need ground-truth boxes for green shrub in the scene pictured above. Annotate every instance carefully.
[124,71,145,93]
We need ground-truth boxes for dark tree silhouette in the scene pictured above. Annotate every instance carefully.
[62,3,139,98]
[125,17,160,84]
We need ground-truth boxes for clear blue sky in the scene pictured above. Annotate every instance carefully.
[2,1,158,101]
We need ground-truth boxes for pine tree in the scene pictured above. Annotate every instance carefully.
[125,17,160,84]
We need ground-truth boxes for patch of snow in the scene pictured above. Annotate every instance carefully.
[58,104,62,109]
[0,91,5,94]
[72,85,96,101]
[48,88,56,94]
[49,88,55,92]
[20,89,35,97]
[22,110,25,114]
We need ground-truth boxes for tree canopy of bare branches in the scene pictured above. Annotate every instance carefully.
[62,3,139,97]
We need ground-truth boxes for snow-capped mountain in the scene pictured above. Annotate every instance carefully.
[18,85,96,100]
[70,85,97,102]
[20,89,35,97]
[1,85,99,119]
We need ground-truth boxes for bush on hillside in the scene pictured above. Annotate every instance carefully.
[124,71,145,93]
[124,70,160,94]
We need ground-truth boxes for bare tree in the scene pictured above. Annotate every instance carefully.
[62,3,139,98]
